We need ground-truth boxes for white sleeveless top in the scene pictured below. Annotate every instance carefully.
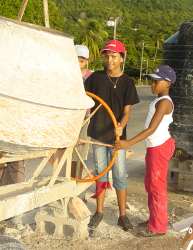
[144,95,174,148]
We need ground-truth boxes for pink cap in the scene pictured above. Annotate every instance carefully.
[101,40,126,54]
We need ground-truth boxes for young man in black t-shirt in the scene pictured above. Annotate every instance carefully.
[85,40,139,231]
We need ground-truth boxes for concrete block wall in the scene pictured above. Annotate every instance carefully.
[164,21,193,156]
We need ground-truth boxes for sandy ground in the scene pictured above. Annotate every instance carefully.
[1,86,193,249]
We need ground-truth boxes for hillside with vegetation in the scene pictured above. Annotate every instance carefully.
[0,0,193,77]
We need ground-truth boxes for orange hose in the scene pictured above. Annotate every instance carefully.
[75,91,119,183]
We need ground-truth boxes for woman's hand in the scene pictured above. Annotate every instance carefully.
[114,140,132,150]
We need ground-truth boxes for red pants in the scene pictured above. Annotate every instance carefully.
[145,138,175,233]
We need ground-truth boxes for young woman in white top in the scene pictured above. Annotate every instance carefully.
[115,65,176,237]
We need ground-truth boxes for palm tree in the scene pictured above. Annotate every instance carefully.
[77,18,108,63]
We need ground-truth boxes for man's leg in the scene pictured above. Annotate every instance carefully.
[112,149,133,231]
[96,188,106,213]
[116,188,127,216]
[88,145,109,229]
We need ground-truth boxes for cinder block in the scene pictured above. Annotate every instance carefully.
[168,171,179,186]
[169,158,179,170]
[68,197,91,221]
[35,206,89,239]
[168,158,179,186]
[179,160,193,173]
[169,159,193,191]
[178,173,193,192]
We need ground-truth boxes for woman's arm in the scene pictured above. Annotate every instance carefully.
[115,99,172,149]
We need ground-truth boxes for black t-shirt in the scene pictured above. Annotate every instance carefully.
[84,70,139,144]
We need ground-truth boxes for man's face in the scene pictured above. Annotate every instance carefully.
[102,51,123,71]
[78,57,88,70]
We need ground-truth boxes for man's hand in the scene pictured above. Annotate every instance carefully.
[115,140,132,150]
[115,123,123,137]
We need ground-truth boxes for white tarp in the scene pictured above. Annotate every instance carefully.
[0,17,94,148]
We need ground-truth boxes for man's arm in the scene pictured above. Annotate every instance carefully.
[120,105,132,128]
[116,105,132,137]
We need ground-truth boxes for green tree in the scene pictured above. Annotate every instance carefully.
[1,0,193,79]
[0,0,64,30]
[75,19,108,64]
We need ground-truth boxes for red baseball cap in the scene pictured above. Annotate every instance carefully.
[101,40,126,54]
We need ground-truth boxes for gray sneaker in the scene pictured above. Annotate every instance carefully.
[88,212,103,229]
[117,215,133,231]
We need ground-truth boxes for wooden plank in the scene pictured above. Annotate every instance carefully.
[81,104,102,128]
[0,149,56,164]
[0,177,50,196]
[74,148,92,178]
[30,149,56,182]
[68,197,91,221]
[76,182,93,196]
[79,139,113,148]
[65,147,73,179]
[0,179,76,221]
[48,148,69,186]
[17,0,29,21]
[43,0,50,28]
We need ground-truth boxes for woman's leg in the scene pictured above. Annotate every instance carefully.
[146,139,175,233]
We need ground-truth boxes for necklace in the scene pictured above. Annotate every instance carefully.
[106,73,120,89]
